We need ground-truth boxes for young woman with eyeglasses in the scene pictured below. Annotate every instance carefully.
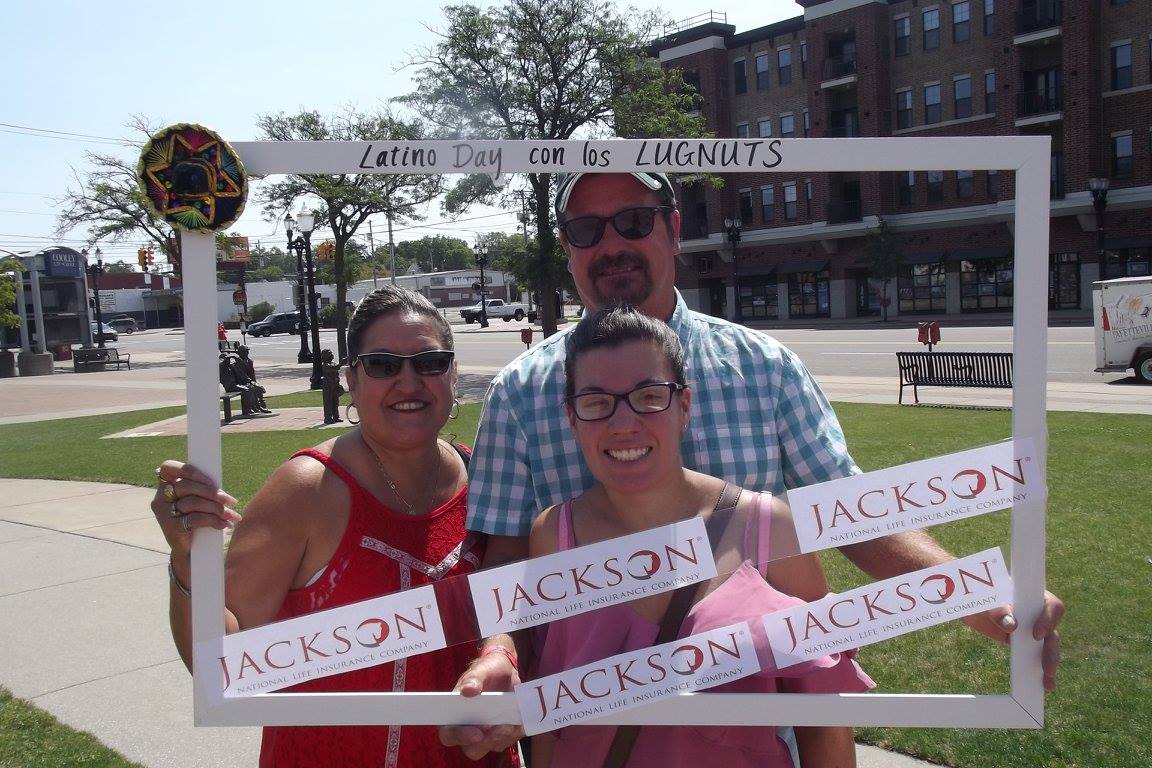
[518,306,873,768]
[150,285,516,768]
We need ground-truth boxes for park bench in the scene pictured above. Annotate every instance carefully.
[219,390,254,424]
[896,351,1013,405]
[73,347,131,372]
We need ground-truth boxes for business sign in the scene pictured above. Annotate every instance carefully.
[43,249,84,278]
[787,440,1039,553]
[762,548,1011,668]
[516,622,758,736]
[97,292,116,312]
[468,517,716,636]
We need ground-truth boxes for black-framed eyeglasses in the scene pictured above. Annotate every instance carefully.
[351,350,455,379]
[559,206,673,249]
[567,382,686,422]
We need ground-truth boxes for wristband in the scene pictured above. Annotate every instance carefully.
[168,558,192,598]
[479,644,518,670]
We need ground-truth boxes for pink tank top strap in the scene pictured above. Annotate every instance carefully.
[740,491,774,569]
[557,501,576,551]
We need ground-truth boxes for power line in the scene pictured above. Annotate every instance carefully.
[0,121,133,144]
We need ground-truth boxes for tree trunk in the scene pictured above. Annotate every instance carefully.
[533,176,559,337]
[335,235,349,363]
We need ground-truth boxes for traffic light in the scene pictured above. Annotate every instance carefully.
[145,249,155,269]
[137,247,148,270]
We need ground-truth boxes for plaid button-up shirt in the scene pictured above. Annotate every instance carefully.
[467,292,860,536]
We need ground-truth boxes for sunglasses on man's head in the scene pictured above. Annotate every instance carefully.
[351,350,455,379]
[559,206,673,249]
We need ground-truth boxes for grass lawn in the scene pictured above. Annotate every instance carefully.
[0,399,1147,767]
[0,687,142,768]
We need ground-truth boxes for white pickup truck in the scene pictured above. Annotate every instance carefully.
[459,299,536,324]
[1093,276,1152,384]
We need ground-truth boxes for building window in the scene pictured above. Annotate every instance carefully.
[984,71,996,113]
[758,118,772,138]
[738,190,754,226]
[898,262,947,313]
[739,278,779,320]
[805,179,814,217]
[895,16,911,56]
[1112,43,1132,90]
[924,83,942,124]
[953,1,971,42]
[923,8,940,50]
[983,0,994,35]
[733,59,747,94]
[987,169,1000,198]
[957,169,975,198]
[960,257,1013,311]
[1103,248,1152,279]
[927,170,944,202]
[898,171,916,205]
[778,47,792,85]
[788,269,831,318]
[954,76,972,118]
[896,90,913,129]
[1113,133,1133,178]
[755,54,770,90]
[802,109,810,137]
[761,186,775,224]
[736,122,750,139]
[800,41,808,77]
[1049,253,1080,310]
[783,182,798,220]
[780,113,796,138]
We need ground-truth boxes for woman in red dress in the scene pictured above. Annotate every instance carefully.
[152,286,516,767]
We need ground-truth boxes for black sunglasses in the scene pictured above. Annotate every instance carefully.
[559,206,673,249]
[566,382,686,422]
[351,350,455,379]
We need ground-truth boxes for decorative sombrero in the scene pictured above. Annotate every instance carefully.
[137,123,247,232]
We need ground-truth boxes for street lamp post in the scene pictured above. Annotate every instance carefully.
[724,217,743,324]
[286,214,312,364]
[83,247,106,348]
[287,210,324,389]
[1089,177,1110,275]
[475,244,490,328]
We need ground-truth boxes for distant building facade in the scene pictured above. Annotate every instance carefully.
[652,0,1151,322]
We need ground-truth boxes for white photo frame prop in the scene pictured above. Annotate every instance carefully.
[183,136,1049,728]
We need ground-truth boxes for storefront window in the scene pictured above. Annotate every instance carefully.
[788,269,830,318]
[1102,248,1152,279]
[1048,252,1080,309]
[960,256,1013,311]
[739,277,779,320]
[898,262,946,313]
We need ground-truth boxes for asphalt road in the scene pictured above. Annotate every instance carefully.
[106,321,1130,386]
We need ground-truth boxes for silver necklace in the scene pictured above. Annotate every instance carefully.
[371,442,443,515]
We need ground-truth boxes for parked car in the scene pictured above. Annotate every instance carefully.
[247,311,301,337]
[108,317,139,334]
[90,321,118,343]
[459,299,536,324]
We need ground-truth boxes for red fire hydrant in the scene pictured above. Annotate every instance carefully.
[520,327,534,350]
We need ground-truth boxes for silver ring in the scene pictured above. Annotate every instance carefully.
[169,500,181,518]
[179,514,192,533]
[154,466,163,480]
[161,483,178,503]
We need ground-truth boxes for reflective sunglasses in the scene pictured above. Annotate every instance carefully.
[351,350,455,378]
[559,206,673,249]
[567,382,686,422]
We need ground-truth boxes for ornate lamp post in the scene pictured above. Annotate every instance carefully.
[286,213,313,364]
[1089,177,1110,274]
[475,243,490,328]
[83,247,106,348]
[724,217,743,324]
[287,209,324,389]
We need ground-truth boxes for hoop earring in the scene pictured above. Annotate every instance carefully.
[450,398,460,420]
[345,403,360,425]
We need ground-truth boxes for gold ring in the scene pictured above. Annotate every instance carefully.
[169,501,181,518]
[161,483,178,503]
[180,514,192,532]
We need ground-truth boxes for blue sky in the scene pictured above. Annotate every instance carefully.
[1,0,797,267]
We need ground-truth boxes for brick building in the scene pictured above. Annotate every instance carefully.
[651,1,1152,323]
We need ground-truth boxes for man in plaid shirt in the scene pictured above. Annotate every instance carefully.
[442,172,1063,759]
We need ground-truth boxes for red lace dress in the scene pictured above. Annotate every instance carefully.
[258,448,514,768]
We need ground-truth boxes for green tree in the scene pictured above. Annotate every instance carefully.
[401,0,708,336]
[1,255,21,333]
[256,108,443,362]
[248,301,275,323]
[394,235,474,273]
[103,261,136,274]
[865,217,906,322]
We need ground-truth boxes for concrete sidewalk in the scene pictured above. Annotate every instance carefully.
[0,478,936,768]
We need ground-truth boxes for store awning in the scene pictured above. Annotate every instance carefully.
[853,252,944,268]
[776,259,829,274]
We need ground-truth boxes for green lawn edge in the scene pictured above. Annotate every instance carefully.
[0,687,143,768]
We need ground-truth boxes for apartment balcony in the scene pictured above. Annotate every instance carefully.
[826,199,862,224]
[1015,89,1063,126]
[1015,1,1061,42]
[821,57,858,90]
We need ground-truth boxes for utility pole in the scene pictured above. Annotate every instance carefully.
[387,204,397,285]
[368,221,378,288]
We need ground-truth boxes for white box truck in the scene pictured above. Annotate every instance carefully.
[1093,276,1152,384]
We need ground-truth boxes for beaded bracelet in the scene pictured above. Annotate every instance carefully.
[168,558,192,598]
[479,644,518,671]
